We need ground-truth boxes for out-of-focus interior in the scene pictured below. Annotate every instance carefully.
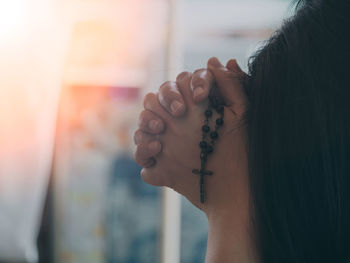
[0,0,290,262]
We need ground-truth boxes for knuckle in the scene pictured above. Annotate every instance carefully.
[138,110,163,133]
[143,92,156,108]
[159,82,179,99]
[133,148,143,165]
[134,149,153,168]
[158,82,182,108]
[138,110,148,127]
[133,129,143,145]
[192,68,206,75]
[160,81,175,90]
[157,93,169,111]
[176,71,191,82]
[191,75,207,87]
[135,143,148,158]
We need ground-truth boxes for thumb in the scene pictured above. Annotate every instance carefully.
[226,58,244,73]
[207,57,247,117]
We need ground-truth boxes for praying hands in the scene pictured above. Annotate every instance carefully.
[134,57,248,210]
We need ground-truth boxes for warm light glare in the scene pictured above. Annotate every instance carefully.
[0,0,28,37]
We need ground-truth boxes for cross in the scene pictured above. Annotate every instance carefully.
[192,168,213,203]
[192,168,213,176]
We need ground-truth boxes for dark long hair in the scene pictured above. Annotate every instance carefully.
[245,0,350,262]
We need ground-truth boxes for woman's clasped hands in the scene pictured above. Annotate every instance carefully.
[133,57,249,212]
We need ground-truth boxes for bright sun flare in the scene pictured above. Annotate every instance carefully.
[0,0,29,38]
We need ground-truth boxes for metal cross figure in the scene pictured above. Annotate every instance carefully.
[192,168,213,203]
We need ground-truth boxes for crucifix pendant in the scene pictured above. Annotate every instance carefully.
[192,168,213,203]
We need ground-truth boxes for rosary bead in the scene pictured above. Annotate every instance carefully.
[216,105,224,114]
[200,152,207,160]
[210,96,220,107]
[216,118,224,126]
[207,145,213,154]
[199,141,207,148]
[205,109,213,118]
[210,131,218,139]
[202,125,210,133]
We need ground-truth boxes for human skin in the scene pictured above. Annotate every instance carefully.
[134,58,259,263]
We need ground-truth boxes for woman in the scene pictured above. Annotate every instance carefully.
[134,0,350,262]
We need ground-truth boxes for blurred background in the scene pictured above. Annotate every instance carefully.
[0,0,291,262]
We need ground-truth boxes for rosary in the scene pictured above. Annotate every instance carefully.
[192,87,225,203]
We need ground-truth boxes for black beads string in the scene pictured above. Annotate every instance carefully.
[192,93,224,203]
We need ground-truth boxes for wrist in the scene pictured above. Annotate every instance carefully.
[201,125,249,216]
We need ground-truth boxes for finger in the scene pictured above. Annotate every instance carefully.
[143,92,172,122]
[226,58,244,73]
[138,110,165,134]
[133,129,160,145]
[140,167,166,186]
[190,69,213,102]
[158,81,186,117]
[176,71,195,108]
[133,140,162,168]
[207,57,247,117]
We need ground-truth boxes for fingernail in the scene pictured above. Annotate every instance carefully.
[149,141,160,151]
[134,132,142,144]
[193,87,204,99]
[208,57,221,67]
[149,120,160,131]
[170,100,184,114]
